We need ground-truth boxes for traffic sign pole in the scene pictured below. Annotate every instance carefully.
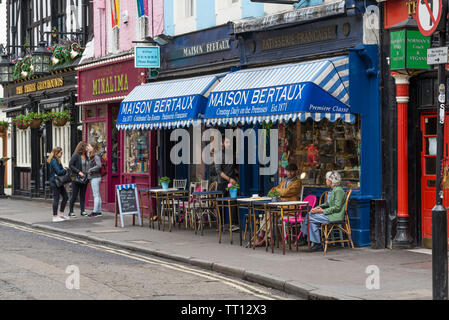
[430,0,448,301]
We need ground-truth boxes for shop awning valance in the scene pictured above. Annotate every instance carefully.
[203,56,355,125]
[116,74,221,130]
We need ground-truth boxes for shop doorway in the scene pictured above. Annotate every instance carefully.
[420,114,449,248]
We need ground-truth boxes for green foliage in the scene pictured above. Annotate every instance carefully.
[267,189,281,198]
[0,120,10,130]
[158,176,171,186]
[226,183,239,191]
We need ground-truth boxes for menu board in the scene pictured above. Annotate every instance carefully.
[115,184,142,228]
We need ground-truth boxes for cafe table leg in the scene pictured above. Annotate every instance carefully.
[271,209,274,254]
[228,201,233,245]
[253,204,257,250]
[216,200,222,244]
[155,194,161,230]
[281,208,285,255]
[248,203,252,249]
[238,201,242,246]
[307,212,310,249]
[265,206,268,252]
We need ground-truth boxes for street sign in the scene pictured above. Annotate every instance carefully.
[417,0,443,36]
[134,46,160,68]
[427,46,449,64]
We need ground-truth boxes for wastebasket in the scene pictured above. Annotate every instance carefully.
[370,199,387,249]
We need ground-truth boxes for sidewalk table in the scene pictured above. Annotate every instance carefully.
[215,196,245,245]
[266,201,308,255]
[141,188,188,231]
[236,197,272,249]
[192,190,224,236]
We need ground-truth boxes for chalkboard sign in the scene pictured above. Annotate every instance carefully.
[115,184,142,228]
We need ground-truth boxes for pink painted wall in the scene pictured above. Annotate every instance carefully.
[93,0,164,58]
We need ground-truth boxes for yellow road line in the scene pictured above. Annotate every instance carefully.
[0,221,291,300]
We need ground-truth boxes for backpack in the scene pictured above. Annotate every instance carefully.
[100,156,107,177]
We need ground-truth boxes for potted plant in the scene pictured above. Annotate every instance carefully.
[49,110,71,127]
[24,112,45,129]
[158,177,171,190]
[267,189,281,202]
[226,183,239,198]
[12,115,29,130]
[0,121,9,133]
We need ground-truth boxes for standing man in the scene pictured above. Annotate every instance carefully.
[215,136,239,232]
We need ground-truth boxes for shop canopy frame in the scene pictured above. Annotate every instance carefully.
[203,56,356,126]
[116,74,224,131]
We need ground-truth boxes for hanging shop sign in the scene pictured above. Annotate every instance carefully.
[390,29,430,70]
[134,46,160,68]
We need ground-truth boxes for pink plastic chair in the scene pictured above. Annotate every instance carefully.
[283,195,317,246]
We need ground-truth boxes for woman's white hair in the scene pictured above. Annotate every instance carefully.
[325,171,341,186]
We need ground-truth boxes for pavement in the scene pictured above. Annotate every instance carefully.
[0,193,441,300]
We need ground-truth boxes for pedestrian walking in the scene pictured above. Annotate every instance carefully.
[47,147,68,222]
[87,142,103,217]
[68,141,90,218]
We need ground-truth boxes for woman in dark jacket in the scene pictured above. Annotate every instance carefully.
[68,141,90,218]
[48,147,68,222]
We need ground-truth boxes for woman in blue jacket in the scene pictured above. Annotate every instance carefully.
[48,147,68,222]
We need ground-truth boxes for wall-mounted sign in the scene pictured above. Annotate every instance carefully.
[416,0,443,36]
[134,46,160,68]
[15,77,64,95]
[167,39,231,60]
[261,26,337,51]
[390,29,430,70]
[78,58,145,103]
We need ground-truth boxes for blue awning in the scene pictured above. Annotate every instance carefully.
[203,56,355,125]
[116,74,221,130]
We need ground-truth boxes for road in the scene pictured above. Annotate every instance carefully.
[0,220,299,300]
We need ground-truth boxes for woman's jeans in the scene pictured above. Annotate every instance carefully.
[90,177,102,212]
[69,181,88,213]
[300,213,329,244]
[50,181,68,216]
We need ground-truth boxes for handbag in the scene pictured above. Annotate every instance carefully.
[55,171,72,188]
[74,173,88,184]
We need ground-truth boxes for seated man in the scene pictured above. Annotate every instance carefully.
[298,171,346,252]
[254,163,302,247]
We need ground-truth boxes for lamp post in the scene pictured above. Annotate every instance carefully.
[31,40,51,75]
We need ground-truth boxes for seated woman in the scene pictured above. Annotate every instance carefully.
[254,163,302,247]
[298,171,346,252]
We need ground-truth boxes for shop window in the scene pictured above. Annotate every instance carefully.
[278,117,361,189]
[125,130,149,174]
[87,122,107,155]
[17,128,31,167]
[52,124,71,167]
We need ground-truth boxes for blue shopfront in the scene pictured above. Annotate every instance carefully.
[200,1,381,247]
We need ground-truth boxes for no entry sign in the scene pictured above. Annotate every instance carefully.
[417,0,443,36]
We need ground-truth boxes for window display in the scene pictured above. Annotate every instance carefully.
[278,117,361,188]
[125,130,149,174]
[87,122,107,155]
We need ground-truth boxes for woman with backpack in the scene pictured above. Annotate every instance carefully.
[47,147,68,222]
[68,141,90,218]
[87,142,103,217]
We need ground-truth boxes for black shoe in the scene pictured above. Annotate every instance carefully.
[81,211,88,217]
[310,243,323,252]
[68,212,77,218]
[296,237,308,246]
[88,212,97,218]
[96,212,102,217]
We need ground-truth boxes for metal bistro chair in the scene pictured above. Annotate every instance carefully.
[321,189,354,253]
[173,179,187,190]
[195,181,220,232]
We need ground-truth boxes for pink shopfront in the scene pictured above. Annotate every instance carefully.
[77,54,157,213]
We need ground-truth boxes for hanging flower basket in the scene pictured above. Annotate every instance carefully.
[53,118,68,127]
[29,119,42,129]
[49,110,71,127]
[12,115,29,130]
[0,121,9,133]
[17,122,29,130]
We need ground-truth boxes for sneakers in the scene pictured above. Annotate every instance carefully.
[52,216,65,222]
[231,225,240,232]
[68,212,77,218]
[80,211,88,217]
[88,212,102,218]
[310,243,323,252]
